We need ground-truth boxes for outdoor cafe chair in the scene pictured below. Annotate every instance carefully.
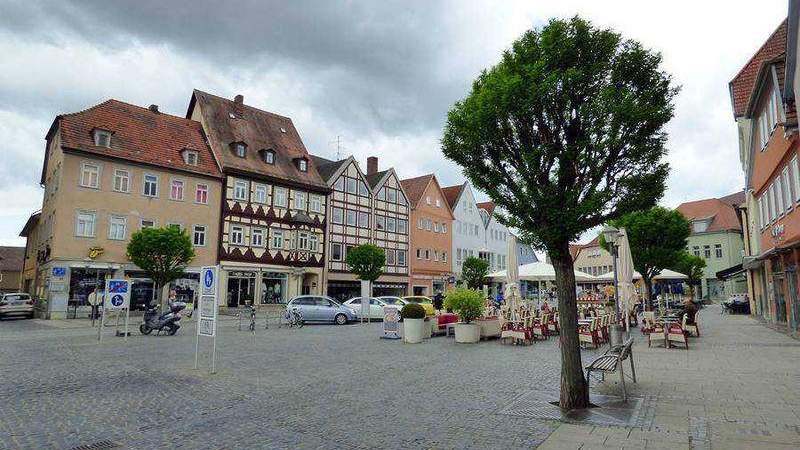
[667,317,690,349]
[579,318,600,349]
[683,312,700,337]
[647,320,666,348]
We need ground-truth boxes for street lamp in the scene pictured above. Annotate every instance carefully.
[602,225,624,345]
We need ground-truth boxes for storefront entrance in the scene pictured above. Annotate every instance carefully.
[327,281,360,303]
[227,271,255,307]
[67,268,111,318]
[771,259,787,324]
[261,272,288,304]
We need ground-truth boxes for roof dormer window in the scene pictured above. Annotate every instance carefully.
[182,149,199,166]
[231,142,247,158]
[298,158,308,172]
[93,129,112,148]
[260,148,276,165]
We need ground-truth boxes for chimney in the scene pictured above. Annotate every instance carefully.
[234,94,244,105]
[148,104,159,113]
[367,156,378,175]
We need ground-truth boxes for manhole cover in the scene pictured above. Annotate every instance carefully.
[499,390,643,427]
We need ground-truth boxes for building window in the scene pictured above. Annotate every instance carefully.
[80,163,100,188]
[426,196,431,205]
[791,156,800,202]
[387,189,397,203]
[108,215,126,240]
[376,187,386,201]
[387,217,396,233]
[170,179,185,201]
[271,229,284,249]
[233,180,248,201]
[294,191,307,210]
[781,166,792,211]
[376,215,385,230]
[274,187,288,207]
[425,219,432,231]
[143,174,158,197]
[331,243,343,261]
[714,244,722,259]
[233,142,247,158]
[442,223,447,234]
[435,198,441,207]
[94,129,112,147]
[310,194,322,213]
[254,184,267,204]
[703,245,711,259]
[262,149,275,164]
[416,248,422,259]
[167,222,183,232]
[75,211,97,237]
[425,249,430,260]
[183,150,198,166]
[346,210,357,226]
[386,249,396,265]
[398,250,406,266]
[309,234,318,252]
[358,212,369,228]
[332,207,343,224]
[443,251,447,263]
[113,169,129,193]
[398,219,407,234]
[195,184,209,204]
[692,246,700,257]
[334,177,345,192]
[252,228,265,247]
[346,178,357,194]
[358,181,369,197]
[776,177,785,213]
[769,183,777,221]
[298,159,308,172]
[231,225,244,245]
[140,219,156,229]
[193,225,206,247]
[297,232,309,250]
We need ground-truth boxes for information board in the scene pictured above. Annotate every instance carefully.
[381,306,401,339]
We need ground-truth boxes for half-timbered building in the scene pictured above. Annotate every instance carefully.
[187,90,329,307]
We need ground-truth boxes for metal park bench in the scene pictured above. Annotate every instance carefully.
[585,337,636,401]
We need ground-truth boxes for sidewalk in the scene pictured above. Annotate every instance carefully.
[537,305,800,449]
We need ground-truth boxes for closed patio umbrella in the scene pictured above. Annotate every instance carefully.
[616,228,636,332]
[504,234,521,311]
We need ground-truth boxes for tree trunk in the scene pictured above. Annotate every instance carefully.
[643,276,653,307]
[549,242,590,410]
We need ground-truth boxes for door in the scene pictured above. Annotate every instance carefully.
[786,267,798,331]
[227,277,255,307]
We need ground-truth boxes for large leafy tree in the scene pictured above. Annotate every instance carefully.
[127,226,195,309]
[674,251,706,300]
[601,207,690,301]
[345,244,386,284]
[441,17,677,409]
[461,257,490,289]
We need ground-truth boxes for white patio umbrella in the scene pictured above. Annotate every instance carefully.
[503,234,521,313]
[616,228,637,332]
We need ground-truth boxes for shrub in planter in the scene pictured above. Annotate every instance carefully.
[444,288,485,343]
[401,303,426,343]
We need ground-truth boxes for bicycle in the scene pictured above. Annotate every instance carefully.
[280,305,304,328]
[248,304,257,333]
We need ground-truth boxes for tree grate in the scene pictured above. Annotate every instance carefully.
[69,440,120,450]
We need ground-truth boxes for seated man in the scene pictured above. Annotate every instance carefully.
[683,297,698,325]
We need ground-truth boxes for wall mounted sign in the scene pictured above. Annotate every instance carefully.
[88,247,104,260]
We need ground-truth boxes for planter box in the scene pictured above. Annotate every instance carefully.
[404,318,424,343]
[477,318,501,339]
[454,323,480,343]
[423,318,433,339]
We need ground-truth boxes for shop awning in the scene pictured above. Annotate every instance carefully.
[716,264,745,280]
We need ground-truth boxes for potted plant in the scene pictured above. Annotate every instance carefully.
[401,303,426,343]
[444,288,485,343]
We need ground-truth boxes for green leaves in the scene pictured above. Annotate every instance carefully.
[126,226,195,288]
[675,252,706,287]
[441,16,677,252]
[345,244,385,282]
[461,257,490,289]
[443,288,485,324]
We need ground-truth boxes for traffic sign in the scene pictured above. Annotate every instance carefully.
[196,266,219,374]
[201,266,217,296]
[104,279,130,310]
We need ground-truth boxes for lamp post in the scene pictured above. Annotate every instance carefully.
[602,225,624,345]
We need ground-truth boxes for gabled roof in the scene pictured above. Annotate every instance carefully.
[569,244,582,261]
[476,201,496,216]
[187,90,328,191]
[399,174,434,207]
[719,190,746,208]
[677,196,743,233]
[44,99,221,184]
[729,19,788,118]
[441,183,466,209]
[309,154,349,184]
[0,247,25,271]
[19,212,40,238]
[366,169,390,189]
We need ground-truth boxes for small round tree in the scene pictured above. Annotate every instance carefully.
[443,288,485,324]
[461,257,490,289]
[345,244,386,321]
[674,251,706,300]
[127,226,195,309]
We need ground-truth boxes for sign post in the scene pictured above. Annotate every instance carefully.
[196,266,218,374]
[101,279,131,342]
[360,280,371,324]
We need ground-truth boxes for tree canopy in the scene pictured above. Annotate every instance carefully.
[461,257,490,289]
[601,207,690,299]
[345,244,386,283]
[127,226,195,305]
[441,16,677,410]
[674,251,706,299]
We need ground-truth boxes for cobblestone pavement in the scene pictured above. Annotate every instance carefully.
[0,314,571,449]
[538,305,800,450]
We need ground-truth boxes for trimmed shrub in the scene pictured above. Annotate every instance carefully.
[444,288,485,323]
[400,303,426,320]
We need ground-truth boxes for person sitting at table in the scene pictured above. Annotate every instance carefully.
[541,300,551,313]
[683,297,698,325]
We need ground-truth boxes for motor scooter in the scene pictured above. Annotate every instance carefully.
[140,301,186,335]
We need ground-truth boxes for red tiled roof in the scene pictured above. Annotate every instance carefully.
[187,90,328,191]
[399,174,434,207]
[476,201,496,216]
[730,19,788,118]
[719,190,746,207]
[53,100,221,180]
[568,244,582,261]
[441,183,466,209]
[677,197,742,233]
[0,247,25,272]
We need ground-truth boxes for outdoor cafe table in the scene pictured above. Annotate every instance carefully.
[654,317,680,348]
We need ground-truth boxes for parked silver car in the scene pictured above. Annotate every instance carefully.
[0,293,34,319]
[286,295,356,325]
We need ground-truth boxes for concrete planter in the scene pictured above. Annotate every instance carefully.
[404,318,424,343]
[454,323,480,343]
[423,318,433,339]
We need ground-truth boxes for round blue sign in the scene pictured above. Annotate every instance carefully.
[110,294,124,307]
[204,270,214,288]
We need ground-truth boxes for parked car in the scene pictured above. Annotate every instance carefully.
[286,295,356,325]
[402,296,436,316]
[377,296,407,309]
[343,297,387,320]
[0,293,35,319]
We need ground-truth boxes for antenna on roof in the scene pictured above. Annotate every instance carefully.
[329,135,345,161]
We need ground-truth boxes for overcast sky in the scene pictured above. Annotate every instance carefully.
[0,0,788,248]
